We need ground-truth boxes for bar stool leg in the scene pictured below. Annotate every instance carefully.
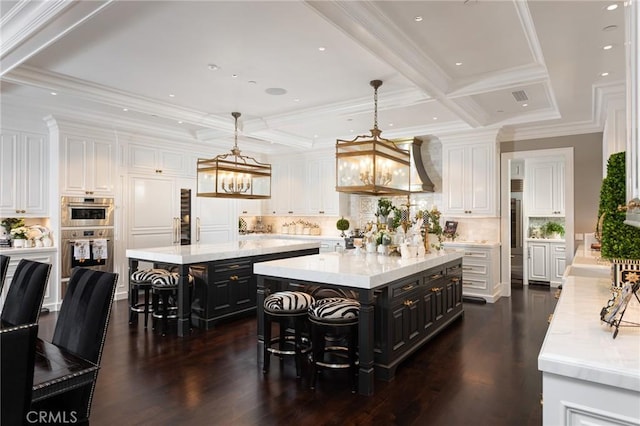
[263,316,272,374]
[294,317,302,378]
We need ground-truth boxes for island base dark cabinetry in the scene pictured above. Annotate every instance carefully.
[191,248,319,329]
[373,259,463,380]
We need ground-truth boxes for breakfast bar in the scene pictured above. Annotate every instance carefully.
[254,249,465,396]
[126,239,320,336]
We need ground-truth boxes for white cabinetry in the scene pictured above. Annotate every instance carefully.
[0,130,48,217]
[442,140,498,217]
[527,239,565,286]
[192,192,235,244]
[0,248,58,311]
[307,155,345,216]
[525,158,565,216]
[267,159,306,215]
[442,242,501,302]
[128,143,188,177]
[238,199,263,216]
[61,133,115,196]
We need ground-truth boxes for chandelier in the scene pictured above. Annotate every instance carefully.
[197,112,271,199]
[335,80,411,195]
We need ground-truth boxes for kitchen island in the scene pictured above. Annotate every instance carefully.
[254,249,465,396]
[126,239,320,336]
[538,275,640,425]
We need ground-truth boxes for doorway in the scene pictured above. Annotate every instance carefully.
[500,148,574,297]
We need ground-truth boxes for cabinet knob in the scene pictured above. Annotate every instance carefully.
[230,275,239,281]
[403,299,416,307]
[288,211,293,214]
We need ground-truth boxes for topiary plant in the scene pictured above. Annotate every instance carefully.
[598,152,640,259]
[336,217,350,237]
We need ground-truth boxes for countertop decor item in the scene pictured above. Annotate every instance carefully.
[336,217,350,237]
[542,221,565,239]
[335,80,411,196]
[197,112,271,200]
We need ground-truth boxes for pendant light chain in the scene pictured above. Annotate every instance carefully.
[373,83,378,130]
[231,112,241,155]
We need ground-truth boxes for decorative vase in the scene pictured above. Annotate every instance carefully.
[42,235,53,247]
[366,242,377,253]
[13,238,25,248]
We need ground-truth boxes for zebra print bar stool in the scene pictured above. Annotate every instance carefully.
[151,272,193,336]
[308,297,360,393]
[263,291,315,378]
[129,269,171,328]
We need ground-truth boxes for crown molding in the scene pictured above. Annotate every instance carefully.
[498,120,602,142]
[1,1,113,76]
[593,81,626,127]
[447,64,549,98]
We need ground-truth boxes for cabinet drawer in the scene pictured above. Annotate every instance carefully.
[391,277,421,300]
[212,258,251,274]
[463,249,489,260]
[462,276,488,290]
[423,267,446,286]
[462,263,488,276]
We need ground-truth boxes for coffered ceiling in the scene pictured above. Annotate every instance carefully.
[0,0,626,154]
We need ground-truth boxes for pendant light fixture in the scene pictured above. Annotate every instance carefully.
[335,80,411,195]
[197,112,271,199]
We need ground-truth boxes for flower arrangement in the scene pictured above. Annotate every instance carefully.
[376,198,395,219]
[10,226,30,239]
[423,207,443,236]
[1,217,25,233]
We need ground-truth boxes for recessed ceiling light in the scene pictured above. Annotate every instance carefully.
[522,103,528,107]
[601,72,610,76]
[455,62,463,66]
[178,120,183,124]
[122,108,128,112]
[350,129,354,133]
[346,118,353,122]
[603,24,618,31]
[606,4,618,11]
[248,80,257,84]
[318,46,326,52]
[414,16,423,22]
[389,123,394,127]
[232,74,239,78]
[433,117,438,120]
[603,44,613,50]
[293,98,300,102]
[169,94,175,98]
[314,134,319,138]
[207,64,219,71]
[50,92,57,96]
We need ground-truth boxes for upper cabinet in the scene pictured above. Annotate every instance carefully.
[128,143,189,177]
[306,155,347,216]
[525,158,565,217]
[442,138,498,217]
[61,133,115,197]
[267,159,305,215]
[0,130,48,217]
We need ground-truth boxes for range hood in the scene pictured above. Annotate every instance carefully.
[410,138,435,193]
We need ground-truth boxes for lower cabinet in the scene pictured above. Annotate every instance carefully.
[442,242,501,303]
[374,259,463,380]
[1,248,58,311]
[527,239,566,286]
[191,248,318,329]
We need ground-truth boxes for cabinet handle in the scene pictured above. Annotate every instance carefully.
[196,217,201,242]
[319,211,324,214]
[242,211,248,214]
[230,275,239,281]
[228,264,241,269]
[451,277,460,283]
[402,284,414,291]
[288,211,293,214]
[527,247,531,259]
[462,266,473,271]
[429,273,443,279]
[403,299,416,307]
[431,287,442,292]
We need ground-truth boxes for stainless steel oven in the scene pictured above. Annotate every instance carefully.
[61,197,114,228]
[60,228,114,280]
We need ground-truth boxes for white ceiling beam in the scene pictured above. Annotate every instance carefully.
[0,0,113,77]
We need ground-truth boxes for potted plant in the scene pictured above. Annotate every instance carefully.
[336,217,350,237]
[376,198,394,225]
[10,226,30,248]
[542,222,565,239]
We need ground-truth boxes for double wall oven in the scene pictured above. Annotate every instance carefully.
[60,197,115,294]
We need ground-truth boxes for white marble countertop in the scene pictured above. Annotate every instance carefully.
[0,246,57,255]
[238,233,344,242]
[442,241,501,248]
[126,239,320,264]
[253,249,464,289]
[572,243,611,268]
[538,275,640,392]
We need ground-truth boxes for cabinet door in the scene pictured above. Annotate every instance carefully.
[307,156,341,215]
[443,145,466,215]
[526,159,564,216]
[91,138,115,195]
[128,175,178,249]
[194,195,235,244]
[528,242,550,281]
[0,131,48,216]
[61,134,114,196]
[129,144,185,176]
[1,250,57,311]
[550,243,566,282]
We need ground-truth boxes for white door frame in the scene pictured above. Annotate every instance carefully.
[500,147,574,295]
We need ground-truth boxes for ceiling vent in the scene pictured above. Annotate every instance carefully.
[511,90,529,102]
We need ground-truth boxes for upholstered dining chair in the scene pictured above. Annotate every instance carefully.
[1,322,39,426]
[0,259,51,327]
[31,268,118,424]
[0,254,10,293]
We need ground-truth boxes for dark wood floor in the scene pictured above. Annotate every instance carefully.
[37,285,557,426]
